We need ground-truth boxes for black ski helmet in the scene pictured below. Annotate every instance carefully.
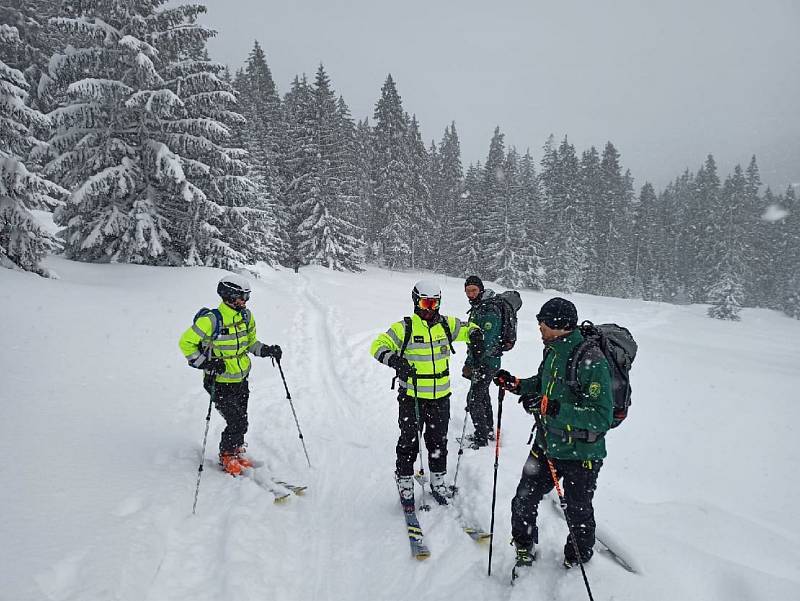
[217,274,251,301]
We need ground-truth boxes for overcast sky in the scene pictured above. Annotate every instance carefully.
[199,0,800,192]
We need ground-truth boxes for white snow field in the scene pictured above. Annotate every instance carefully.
[1,257,799,601]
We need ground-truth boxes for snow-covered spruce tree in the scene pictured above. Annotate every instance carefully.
[451,162,482,277]
[280,74,315,265]
[539,136,585,293]
[479,126,506,280]
[371,74,413,269]
[0,21,65,275]
[631,182,667,300]
[160,48,260,269]
[232,41,286,265]
[689,155,721,301]
[294,65,362,271]
[707,267,743,320]
[517,148,545,290]
[707,165,749,320]
[777,185,799,318]
[46,1,231,266]
[354,117,375,261]
[583,142,634,297]
[438,122,464,275]
[406,115,433,270]
[0,1,62,116]
[494,148,531,288]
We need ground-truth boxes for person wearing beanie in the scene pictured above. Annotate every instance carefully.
[461,275,503,449]
[492,297,613,575]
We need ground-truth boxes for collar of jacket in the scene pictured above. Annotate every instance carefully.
[469,288,496,308]
[217,301,247,323]
[545,327,582,351]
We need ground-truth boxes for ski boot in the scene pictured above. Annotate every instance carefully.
[219,451,244,477]
[429,471,450,505]
[563,543,593,569]
[511,540,535,583]
[396,474,415,513]
[234,445,257,469]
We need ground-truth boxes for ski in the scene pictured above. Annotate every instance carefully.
[274,480,308,496]
[246,470,291,503]
[403,509,431,560]
[446,492,491,543]
[549,495,639,573]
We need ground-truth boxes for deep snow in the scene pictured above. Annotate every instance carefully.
[1,257,799,601]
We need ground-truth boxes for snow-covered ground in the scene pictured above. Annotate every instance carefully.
[1,258,799,601]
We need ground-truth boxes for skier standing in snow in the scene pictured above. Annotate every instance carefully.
[371,280,482,508]
[179,275,282,476]
[461,275,503,449]
[494,297,613,573]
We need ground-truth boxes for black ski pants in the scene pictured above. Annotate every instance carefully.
[204,377,249,455]
[511,446,602,561]
[396,393,450,477]
[466,370,496,443]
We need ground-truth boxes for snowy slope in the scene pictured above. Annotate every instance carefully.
[1,258,799,601]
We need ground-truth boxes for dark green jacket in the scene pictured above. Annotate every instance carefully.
[518,329,613,460]
[464,289,503,372]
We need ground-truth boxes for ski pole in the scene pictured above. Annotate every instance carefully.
[192,379,216,515]
[532,405,595,601]
[275,358,312,468]
[487,387,505,576]
[412,369,430,511]
[450,393,470,495]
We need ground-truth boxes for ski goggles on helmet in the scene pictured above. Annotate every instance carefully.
[227,290,250,301]
[417,297,440,310]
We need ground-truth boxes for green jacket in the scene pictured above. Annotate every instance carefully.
[464,289,503,372]
[371,313,477,400]
[518,329,613,460]
[178,302,266,383]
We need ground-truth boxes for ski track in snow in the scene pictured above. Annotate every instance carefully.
[4,260,800,601]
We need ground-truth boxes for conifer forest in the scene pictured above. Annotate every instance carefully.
[2,0,798,320]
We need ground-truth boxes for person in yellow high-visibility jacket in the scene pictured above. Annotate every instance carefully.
[371,280,482,509]
[179,275,282,476]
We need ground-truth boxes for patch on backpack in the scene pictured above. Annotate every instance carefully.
[589,382,602,398]
[484,321,492,330]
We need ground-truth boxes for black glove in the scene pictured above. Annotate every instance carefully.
[204,357,226,375]
[520,394,540,415]
[260,344,282,361]
[493,369,519,392]
[387,354,414,380]
[469,328,485,358]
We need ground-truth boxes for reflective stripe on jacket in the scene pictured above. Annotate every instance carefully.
[179,302,264,383]
[371,313,477,400]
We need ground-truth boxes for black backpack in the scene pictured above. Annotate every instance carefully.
[565,321,637,428]
[481,291,522,352]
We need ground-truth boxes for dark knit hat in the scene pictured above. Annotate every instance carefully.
[464,275,484,291]
[536,297,578,330]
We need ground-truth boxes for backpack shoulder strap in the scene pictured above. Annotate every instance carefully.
[194,307,223,340]
[565,338,600,398]
[398,316,413,359]
[439,315,456,353]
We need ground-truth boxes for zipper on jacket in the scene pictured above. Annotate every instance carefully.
[427,320,438,399]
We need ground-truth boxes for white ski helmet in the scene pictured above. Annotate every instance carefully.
[217,274,251,300]
[412,279,442,308]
